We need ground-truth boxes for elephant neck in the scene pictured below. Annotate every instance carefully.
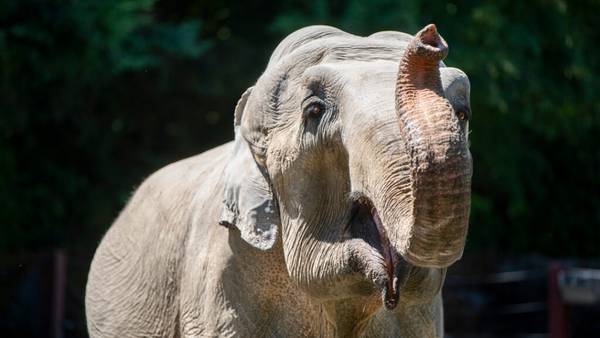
[318,267,447,337]
[227,233,334,336]
[320,296,381,337]
[227,233,445,337]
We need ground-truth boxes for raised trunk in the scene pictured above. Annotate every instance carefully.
[389,24,472,268]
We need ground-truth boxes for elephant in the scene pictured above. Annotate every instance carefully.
[85,23,472,338]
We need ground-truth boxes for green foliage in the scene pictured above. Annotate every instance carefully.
[0,0,208,250]
[0,0,598,256]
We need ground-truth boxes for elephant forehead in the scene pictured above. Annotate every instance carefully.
[302,61,398,94]
[286,36,407,67]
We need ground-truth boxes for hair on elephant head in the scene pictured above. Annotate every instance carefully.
[219,24,472,310]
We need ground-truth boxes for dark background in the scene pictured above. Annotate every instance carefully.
[1,0,598,337]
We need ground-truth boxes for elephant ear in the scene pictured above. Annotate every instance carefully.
[440,67,470,113]
[219,87,280,250]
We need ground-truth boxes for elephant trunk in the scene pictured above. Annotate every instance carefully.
[385,24,472,268]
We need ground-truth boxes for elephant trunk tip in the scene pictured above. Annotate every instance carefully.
[405,24,448,66]
[419,24,441,47]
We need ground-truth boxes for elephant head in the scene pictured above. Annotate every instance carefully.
[220,24,472,310]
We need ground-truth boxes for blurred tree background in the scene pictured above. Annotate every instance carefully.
[1,0,599,256]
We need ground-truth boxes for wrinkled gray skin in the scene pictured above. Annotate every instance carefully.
[86,24,472,338]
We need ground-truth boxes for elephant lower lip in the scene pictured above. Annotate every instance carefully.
[372,208,399,310]
[348,193,403,309]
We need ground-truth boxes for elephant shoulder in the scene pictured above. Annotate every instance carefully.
[129,141,233,215]
[101,141,234,248]
[100,140,234,250]
[86,142,234,338]
[142,141,233,194]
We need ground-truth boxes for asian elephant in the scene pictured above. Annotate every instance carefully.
[85,23,472,338]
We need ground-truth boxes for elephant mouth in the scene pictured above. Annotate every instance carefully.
[347,194,406,310]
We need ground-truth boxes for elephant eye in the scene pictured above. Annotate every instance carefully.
[455,106,470,122]
[303,101,324,119]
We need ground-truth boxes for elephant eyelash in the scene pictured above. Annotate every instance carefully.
[301,93,314,105]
